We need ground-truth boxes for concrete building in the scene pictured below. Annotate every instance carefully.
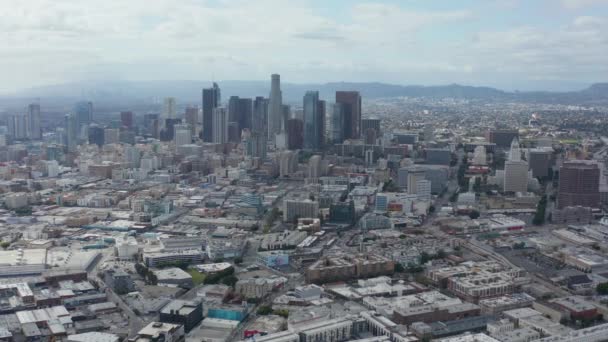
[103,128,119,145]
[305,253,394,284]
[268,74,283,140]
[154,268,194,289]
[504,139,529,193]
[212,108,228,144]
[528,148,553,178]
[283,199,319,222]
[159,300,203,332]
[488,129,519,148]
[425,148,451,165]
[130,322,184,342]
[235,277,287,299]
[143,249,204,268]
[558,161,601,209]
[103,269,135,295]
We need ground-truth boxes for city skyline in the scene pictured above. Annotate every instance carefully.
[1,0,607,93]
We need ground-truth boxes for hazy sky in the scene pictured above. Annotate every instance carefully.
[1,0,607,93]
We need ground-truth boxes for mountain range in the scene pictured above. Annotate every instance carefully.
[2,80,608,110]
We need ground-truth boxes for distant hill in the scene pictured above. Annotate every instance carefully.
[2,80,608,109]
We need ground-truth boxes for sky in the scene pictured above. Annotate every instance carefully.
[1,0,608,93]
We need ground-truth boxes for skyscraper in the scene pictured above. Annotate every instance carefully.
[362,118,380,144]
[163,97,176,121]
[246,132,267,159]
[88,125,104,147]
[303,91,323,150]
[212,108,228,144]
[184,107,199,137]
[558,161,600,209]
[287,118,303,150]
[74,101,93,130]
[335,91,362,140]
[64,113,78,152]
[330,103,344,144]
[202,83,221,142]
[28,103,41,140]
[174,124,192,147]
[504,138,529,193]
[120,111,134,129]
[268,74,283,139]
[252,97,268,135]
[7,114,29,140]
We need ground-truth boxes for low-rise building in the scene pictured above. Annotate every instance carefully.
[159,300,203,332]
[129,322,184,342]
[154,268,194,289]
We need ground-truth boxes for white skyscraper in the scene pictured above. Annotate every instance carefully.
[163,97,176,121]
[174,124,191,147]
[504,138,529,193]
[268,74,283,139]
[212,108,228,144]
[472,145,487,165]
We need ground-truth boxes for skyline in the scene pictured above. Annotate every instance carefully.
[1,0,608,94]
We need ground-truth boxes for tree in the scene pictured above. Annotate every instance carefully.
[257,306,273,315]
[468,210,480,219]
[533,195,547,226]
[0,241,9,250]
[597,282,608,295]
[394,263,405,273]
[234,257,243,265]
[221,275,238,287]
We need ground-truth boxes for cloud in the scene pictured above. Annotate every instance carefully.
[561,0,608,9]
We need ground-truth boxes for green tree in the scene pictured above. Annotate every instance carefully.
[469,210,480,219]
[597,282,608,295]
[221,275,238,287]
[0,241,10,250]
[257,306,273,315]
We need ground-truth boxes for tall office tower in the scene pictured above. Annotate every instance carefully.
[503,138,529,193]
[246,132,267,159]
[317,100,326,149]
[268,74,283,138]
[64,113,78,152]
[252,97,268,135]
[362,118,381,137]
[160,118,182,141]
[228,96,241,123]
[303,91,324,150]
[407,167,426,194]
[487,129,519,148]
[174,124,192,147]
[335,91,362,140]
[28,103,41,139]
[120,111,134,129]
[423,124,434,142]
[528,148,553,178]
[212,108,228,144]
[7,114,29,140]
[162,97,176,121]
[331,104,345,144]
[202,83,221,142]
[120,130,135,145]
[238,98,253,133]
[184,107,199,137]
[227,122,240,143]
[88,125,105,147]
[74,101,93,129]
[124,145,141,168]
[558,161,600,209]
[104,128,120,145]
[287,118,303,150]
[143,113,160,138]
[308,155,322,179]
[416,179,432,201]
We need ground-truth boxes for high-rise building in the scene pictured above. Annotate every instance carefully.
[487,129,519,148]
[212,108,228,144]
[163,97,176,121]
[227,121,240,143]
[528,148,553,178]
[303,91,324,150]
[252,97,268,135]
[361,118,380,144]
[331,104,344,144]
[184,107,199,137]
[174,124,192,147]
[7,114,29,140]
[74,101,93,130]
[104,128,120,145]
[287,118,303,150]
[504,138,529,193]
[88,125,105,147]
[143,113,160,138]
[308,155,323,179]
[227,96,253,136]
[64,113,78,152]
[472,146,487,165]
[558,161,600,209]
[246,132,267,159]
[407,167,426,194]
[120,111,134,129]
[335,91,362,140]
[202,83,221,142]
[28,103,41,140]
[268,74,283,139]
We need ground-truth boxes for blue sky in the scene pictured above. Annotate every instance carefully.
[1,0,607,92]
